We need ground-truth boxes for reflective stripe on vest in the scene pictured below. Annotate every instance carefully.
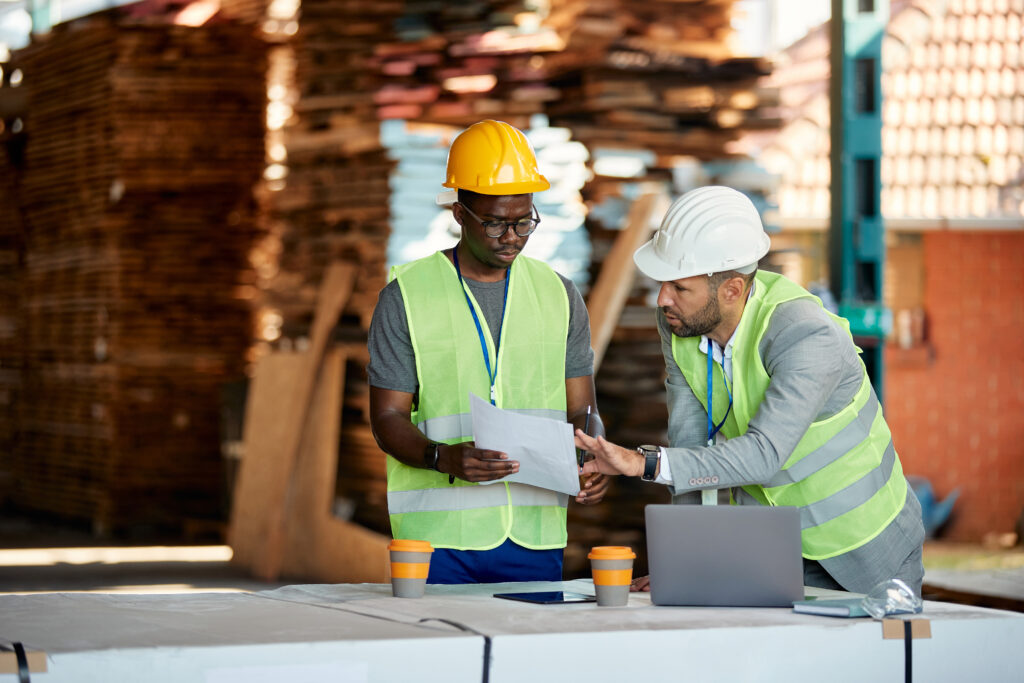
[417,408,567,443]
[766,387,880,488]
[672,271,908,560]
[388,251,570,551]
[388,484,568,514]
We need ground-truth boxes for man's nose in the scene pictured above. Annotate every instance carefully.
[656,283,674,307]
[498,225,519,243]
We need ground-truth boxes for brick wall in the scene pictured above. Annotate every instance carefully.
[885,231,1024,541]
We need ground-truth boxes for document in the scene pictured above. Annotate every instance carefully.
[470,392,581,496]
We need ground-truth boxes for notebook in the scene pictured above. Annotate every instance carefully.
[792,597,869,617]
[644,503,804,607]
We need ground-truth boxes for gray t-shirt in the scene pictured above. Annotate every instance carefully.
[368,264,594,394]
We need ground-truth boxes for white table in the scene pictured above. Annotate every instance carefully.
[3,581,1022,682]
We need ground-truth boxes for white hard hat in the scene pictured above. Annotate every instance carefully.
[633,185,771,282]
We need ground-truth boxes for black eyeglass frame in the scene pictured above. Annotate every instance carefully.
[456,202,541,238]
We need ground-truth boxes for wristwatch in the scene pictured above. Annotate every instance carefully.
[637,445,661,481]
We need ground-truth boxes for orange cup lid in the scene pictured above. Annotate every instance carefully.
[588,545,636,560]
[388,539,433,553]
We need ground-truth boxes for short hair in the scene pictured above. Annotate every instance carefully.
[457,188,485,208]
[458,188,533,208]
[709,269,756,292]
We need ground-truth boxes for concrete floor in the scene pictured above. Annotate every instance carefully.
[0,514,289,595]
[919,540,1024,612]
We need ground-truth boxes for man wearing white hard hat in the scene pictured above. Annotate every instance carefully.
[575,185,925,596]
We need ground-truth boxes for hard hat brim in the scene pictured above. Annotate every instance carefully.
[633,232,770,282]
[633,238,696,282]
[440,177,550,195]
[436,190,458,206]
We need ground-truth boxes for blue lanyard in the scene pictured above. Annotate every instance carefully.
[452,247,509,405]
[706,340,733,445]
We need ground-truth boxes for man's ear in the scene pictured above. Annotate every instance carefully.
[720,275,747,304]
[451,203,465,226]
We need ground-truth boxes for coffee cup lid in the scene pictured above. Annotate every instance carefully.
[388,539,433,553]
[588,545,636,560]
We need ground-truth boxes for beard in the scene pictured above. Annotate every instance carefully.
[663,293,722,338]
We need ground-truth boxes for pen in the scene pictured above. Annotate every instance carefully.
[578,405,592,468]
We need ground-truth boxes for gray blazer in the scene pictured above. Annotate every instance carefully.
[657,294,925,594]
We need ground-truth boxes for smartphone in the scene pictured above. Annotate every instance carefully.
[493,591,596,604]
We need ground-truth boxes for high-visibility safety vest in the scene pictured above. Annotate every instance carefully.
[387,251,571,551]
[672,271,908,560]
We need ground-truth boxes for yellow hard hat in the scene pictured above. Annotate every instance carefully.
[442,120,550,196]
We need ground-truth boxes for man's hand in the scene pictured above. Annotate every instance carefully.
[574,431,644,478]
[630,575,651,592]
[574,472,609,505]
[440,442,519,482]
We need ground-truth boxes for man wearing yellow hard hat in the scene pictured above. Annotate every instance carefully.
[368,120,609,583]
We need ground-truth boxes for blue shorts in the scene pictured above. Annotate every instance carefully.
[427,538,563,584]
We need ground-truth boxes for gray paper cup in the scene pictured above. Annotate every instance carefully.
[388,539,433,598]
[588,546,636,607]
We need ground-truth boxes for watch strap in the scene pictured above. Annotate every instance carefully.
[639,445,660,481]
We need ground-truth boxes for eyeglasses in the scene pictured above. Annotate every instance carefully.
[457,203,541,238]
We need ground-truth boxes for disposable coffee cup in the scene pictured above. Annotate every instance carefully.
[388,539,433,598]
[588,546,636,607]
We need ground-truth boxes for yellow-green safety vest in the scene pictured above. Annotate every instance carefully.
[672,271,908,560]
[387,251,570,550]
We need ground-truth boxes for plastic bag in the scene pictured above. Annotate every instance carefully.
[861,578,923,619]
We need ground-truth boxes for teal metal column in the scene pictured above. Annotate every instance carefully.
[27,0,51,34]
[829,0,891,403]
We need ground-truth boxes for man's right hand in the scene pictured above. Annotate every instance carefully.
[575,430,645,477]
[441,442,519,482]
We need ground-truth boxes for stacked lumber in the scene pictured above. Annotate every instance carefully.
[217,0,268,27]
[0,129,23,499]
[9,14,265,534]
[537,0,779,245]
[262,0,570,327]
[369,1,563,128]
[544,0,778,145]
[258,0,399,339]
[252,0,402,538]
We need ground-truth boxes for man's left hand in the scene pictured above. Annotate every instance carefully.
[574,472,609,505]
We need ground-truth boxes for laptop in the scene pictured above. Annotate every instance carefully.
[644,504,804,607]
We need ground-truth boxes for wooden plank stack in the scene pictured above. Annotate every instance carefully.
[258,0,400,335]
[9,13,266,534]
[544,0,778,144]
[0,128,24,500]
[252,0,405,537]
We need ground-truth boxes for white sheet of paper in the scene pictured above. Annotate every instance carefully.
[470,392,581,496]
